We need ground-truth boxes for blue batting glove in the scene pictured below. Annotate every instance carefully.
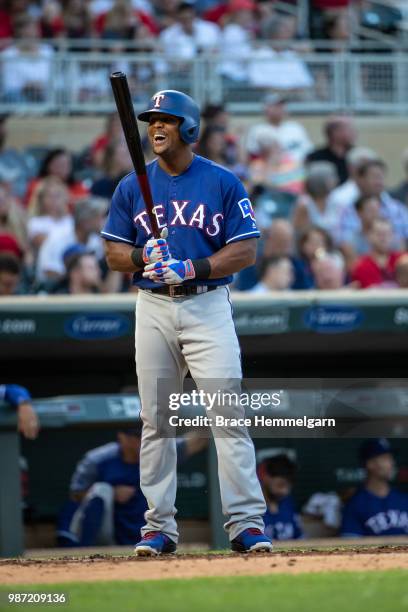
[143,238,171,264]
[143,259,196,284]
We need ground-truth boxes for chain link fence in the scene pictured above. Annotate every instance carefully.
[1,51,408,115]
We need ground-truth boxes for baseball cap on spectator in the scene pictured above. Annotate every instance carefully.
[359,438,394,464]
[0,234,24,259]
[73,197,107,225]
[62,244,94,272]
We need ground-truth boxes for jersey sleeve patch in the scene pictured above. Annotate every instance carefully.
[238,198,256,222]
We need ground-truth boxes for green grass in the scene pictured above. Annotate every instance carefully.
[1,570,408,612]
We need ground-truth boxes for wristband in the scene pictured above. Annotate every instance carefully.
[131,248,144,269]
[191,258,211,280]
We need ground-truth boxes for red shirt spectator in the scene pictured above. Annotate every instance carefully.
[0,11,12,42]
[352,252,401,289]
[351,218,403,288]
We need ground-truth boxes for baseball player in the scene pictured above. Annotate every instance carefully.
[341,438,408,537]
[258,454,303,541]
[102,90,272,555]
[0,384,39,439]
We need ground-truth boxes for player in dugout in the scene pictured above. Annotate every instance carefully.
[257,452,303,541]
[102,89,272,555]
[57,429,207,547]
[341,438,408,537]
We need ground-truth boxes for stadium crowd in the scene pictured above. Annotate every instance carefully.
[1,94,408,296]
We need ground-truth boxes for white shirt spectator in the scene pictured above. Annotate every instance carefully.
[218,23,252,82]
[246,121,312,163]
[28,215,73,242]
[327,179,359,216]
[2,44,54,99]
[248,48,314,91]
[159,19,221,60]
[36,222,103,281]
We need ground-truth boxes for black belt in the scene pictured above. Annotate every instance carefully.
[144,285,218,298]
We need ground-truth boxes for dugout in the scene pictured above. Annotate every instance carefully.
[1,291,408,555]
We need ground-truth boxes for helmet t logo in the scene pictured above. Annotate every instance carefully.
[153,94,165,108]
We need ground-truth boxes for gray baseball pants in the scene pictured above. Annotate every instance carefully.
[135,286,266,543]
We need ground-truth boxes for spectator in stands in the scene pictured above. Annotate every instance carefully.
[321,11,351,50]
[395,254,408,289]
[61,0,94,40]
[327,146,379,223]
[391,148,408,207]
[196,126,246,179]
[248,15,314,91]
[91,113,124,171]
[218,0,255,84]
[27,177,72,255]
[235,219,294,290]
[0,114,34,200]
[248,129,304,196]
[25,148,89,208]
[50,247,103,295]
[246,93,312,163]
[341,438,408,537]
[351,218,404,289]
[36,197,107,281]
[0,383,40,439]
[258,453,303,541]
[338,195,381,268]
[292,161,338,235]
[151,0,179,30]
[293,225,334,289]
[335,160,408,251]
[311,250,347,290]
[91,141,133,199]
[0,252,22,296]
[94,0,158,39]
[249,256,294,293]
[1,15,54,103]
[159,1,221,61]
[200,103,241,168]
[57,429,207,546]
[0,181,28,255]
[39,0,65,39]
[306,116,357,184]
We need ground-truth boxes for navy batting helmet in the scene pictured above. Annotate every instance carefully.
[138,90,200,144]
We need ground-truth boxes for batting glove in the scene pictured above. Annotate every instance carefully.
[142,238,171,264]
[143,258,196,284]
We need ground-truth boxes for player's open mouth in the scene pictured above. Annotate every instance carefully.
[153,134,167,144]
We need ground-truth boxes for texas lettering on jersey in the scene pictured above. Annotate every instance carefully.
[134,201,225,237]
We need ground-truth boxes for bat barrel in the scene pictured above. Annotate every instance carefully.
[110,71,160,238]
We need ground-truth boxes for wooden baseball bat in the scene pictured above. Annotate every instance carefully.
[109,71,161,239]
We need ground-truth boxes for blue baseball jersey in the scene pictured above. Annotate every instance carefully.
[60,439,188,545]
[341,487,408,537]
[101,155,259,289]
[69,441,147,544]
[263,496,303,541]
